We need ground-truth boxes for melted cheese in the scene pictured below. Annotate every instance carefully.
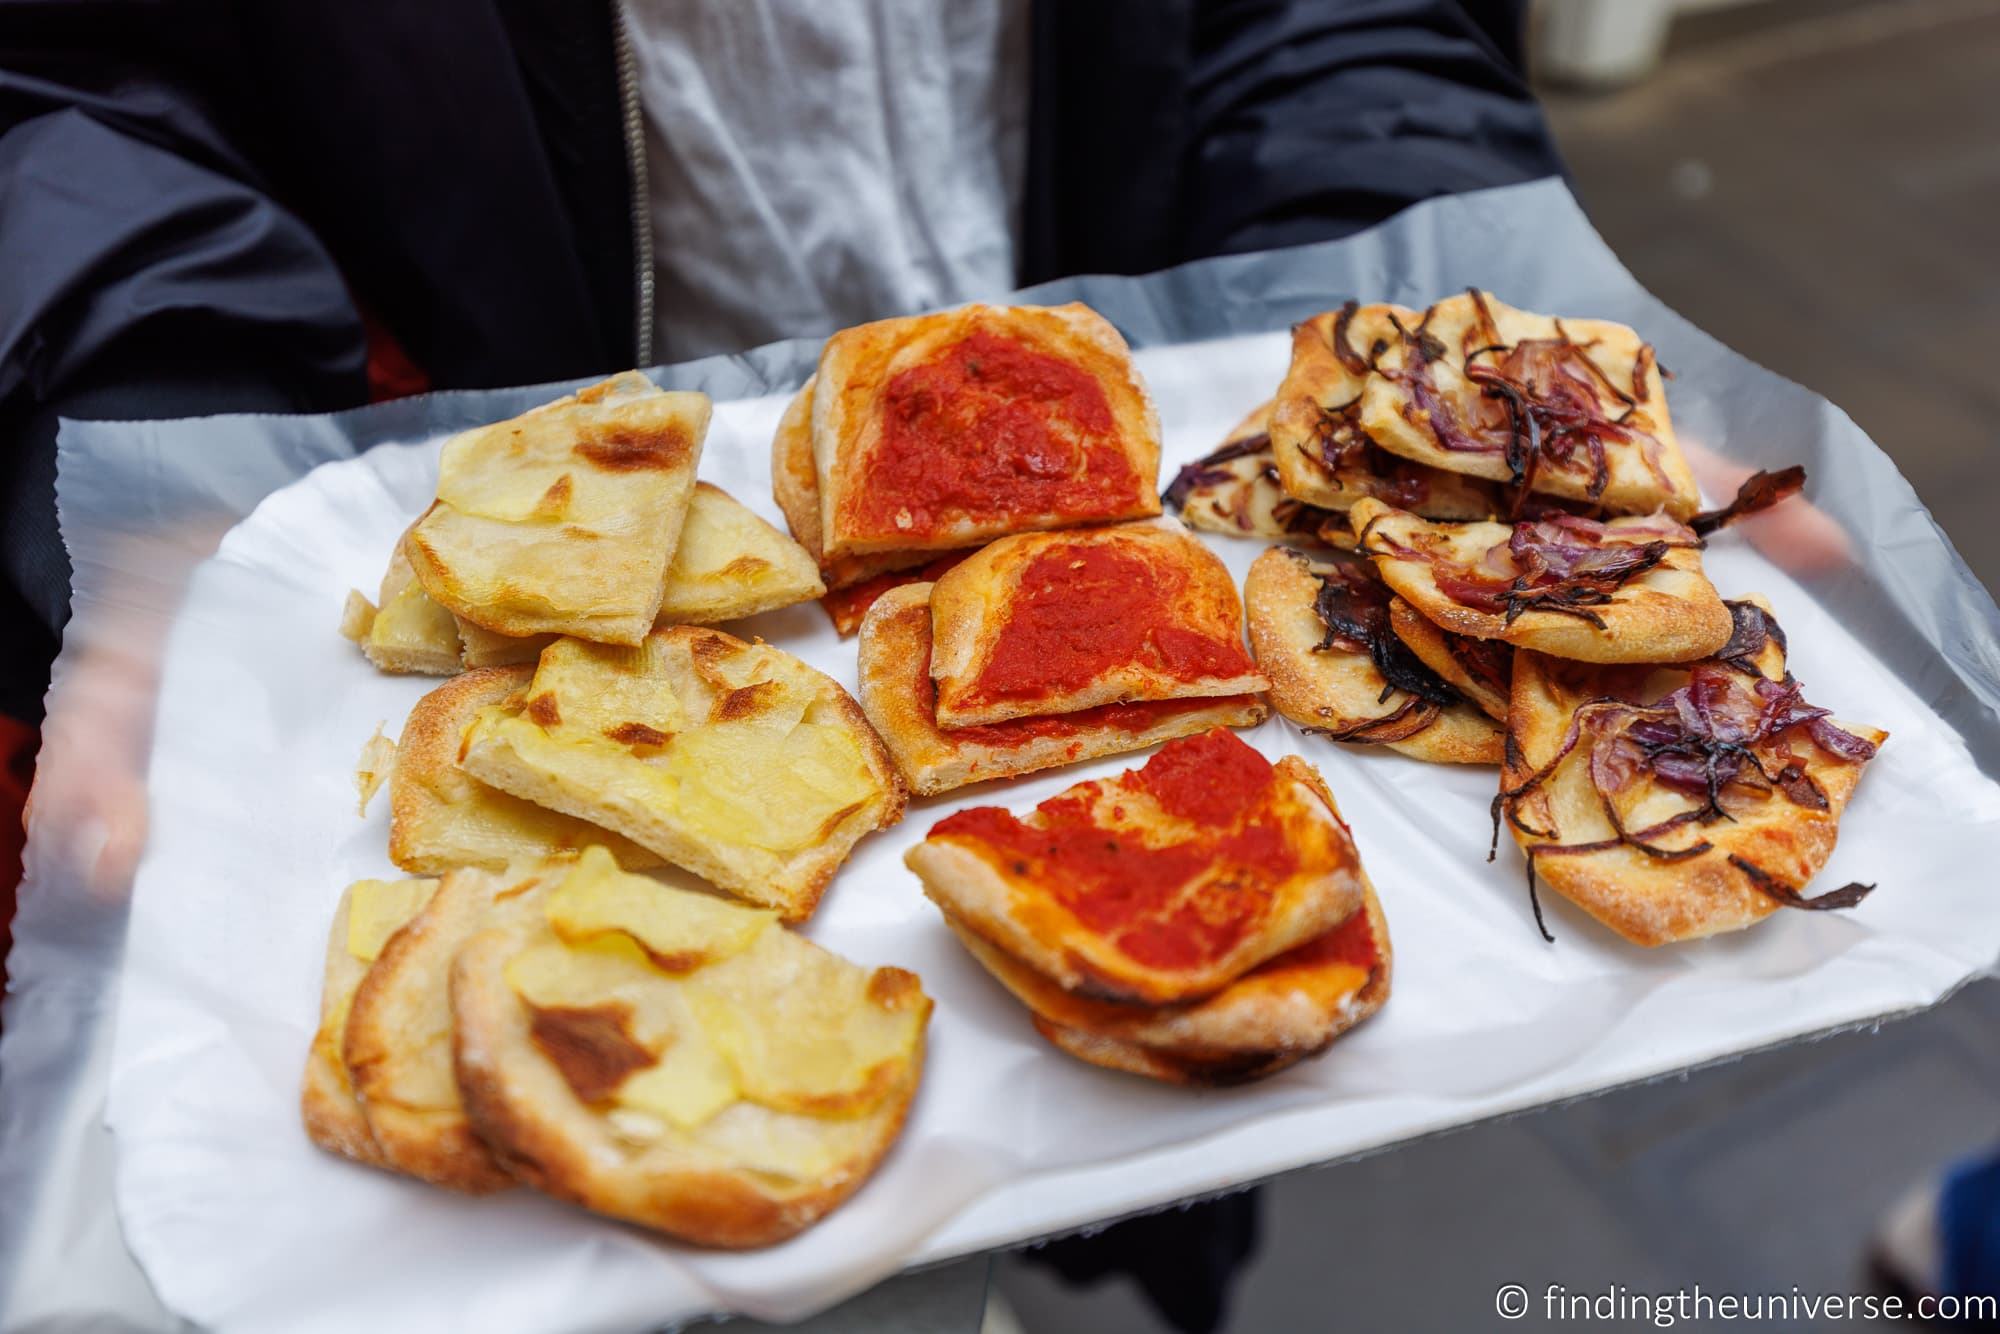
[344,878,441,962]
[502,857,925,1133]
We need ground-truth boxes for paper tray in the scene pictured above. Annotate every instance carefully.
[12,180,1998,1332]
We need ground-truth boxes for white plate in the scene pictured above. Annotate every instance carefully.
[106,331,2000,1332]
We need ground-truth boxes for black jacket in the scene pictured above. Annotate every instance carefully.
[0,0,1561,714]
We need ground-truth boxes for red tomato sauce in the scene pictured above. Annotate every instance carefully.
[967,541,1255,704]
[914,622,1233,748]
[1255,903,1377,976]
[846,330,1141,540]
[932,730,1305,970]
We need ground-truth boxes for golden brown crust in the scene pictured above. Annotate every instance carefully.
[301,884,390,1168]
[1503,605,1886,946]
[1388,597,1510,722]
[1356,292,1698,518]
[460,628,904,922]
[811,302,1162,559]
[342,867,540,1193]
[1269,305,1498,518]
[904,748,1364,1006]
[407,373,710,645]
[1351,500,1734,664]
[449,921,925,1248]
[927,518,1268,729]
[855,584,1268,796]
[388,667,661,875]
[947,877,1389,1059]
[1244,545,1503,764]
[1018,888,1393,1087]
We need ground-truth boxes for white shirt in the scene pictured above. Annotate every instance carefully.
[624,0,1030,363]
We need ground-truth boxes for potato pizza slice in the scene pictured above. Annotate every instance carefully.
[858,583,1268,796]
[1244,545,1503,764]
[1357,291,1697,517]
[386,667,662,875]
[1269,302,1499,519]
[302,876,440,1168]
[1497,597,1885,945]
[460,628,904,921]
[811,303,1162,560]
[341,864,557,1192]
[451,847,929,1249]
[907,729,1364,1006]
[928,518,1268,730]
[1351,498,1734,664]
[408,372,709,645]
[339,532,463,676]
[452,481,825,669]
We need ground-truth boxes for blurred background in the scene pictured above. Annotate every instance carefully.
[991,1,2000,1328]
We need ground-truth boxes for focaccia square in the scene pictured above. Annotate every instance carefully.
[811,303,1162,560]
[1166,400,1335,542]
[408,372,710,645]
[1358,290,1698,518]
[928,518,1267,730]
[451,847,929,1249]
[451,482,825,668]
[387,667,662,874]
[906,729,1364,1006]
[858,583,1268,796]
[461,628,904,921]
[946,883,1390,1087]
[301,876,439,1168]
[1498,597,1885,946]
[1351,498,1733,664]
[1243,545,1503,764]
[1269,303,1498,519]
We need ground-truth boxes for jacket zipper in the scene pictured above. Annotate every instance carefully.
[611,0,655,366]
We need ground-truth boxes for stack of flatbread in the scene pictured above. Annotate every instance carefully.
[342,372,826,675]
[303,848,930,1246]
[906,729,1390,1085]
[771,302,1167,634]
[855,518,1274,796]
[1219,292,1884,944]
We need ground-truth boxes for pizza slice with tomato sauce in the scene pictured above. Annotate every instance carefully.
[810,303,1163,560]
[927,518,1269,730]
[907,729,1367,1007]
[857,582,1268,796]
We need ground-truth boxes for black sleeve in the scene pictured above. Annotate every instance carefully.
[0,2,369,658]
[1021,0,1566,280]
[1179,0,1566,258]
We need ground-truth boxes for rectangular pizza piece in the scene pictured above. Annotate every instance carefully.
[905,728,1364,1006]
[460,627,904,921]
[810,302,1162,560]
[857,582,1268,796]
[927,517,1268,730]
[407,371,710,645]
[1357,290,1698,518]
